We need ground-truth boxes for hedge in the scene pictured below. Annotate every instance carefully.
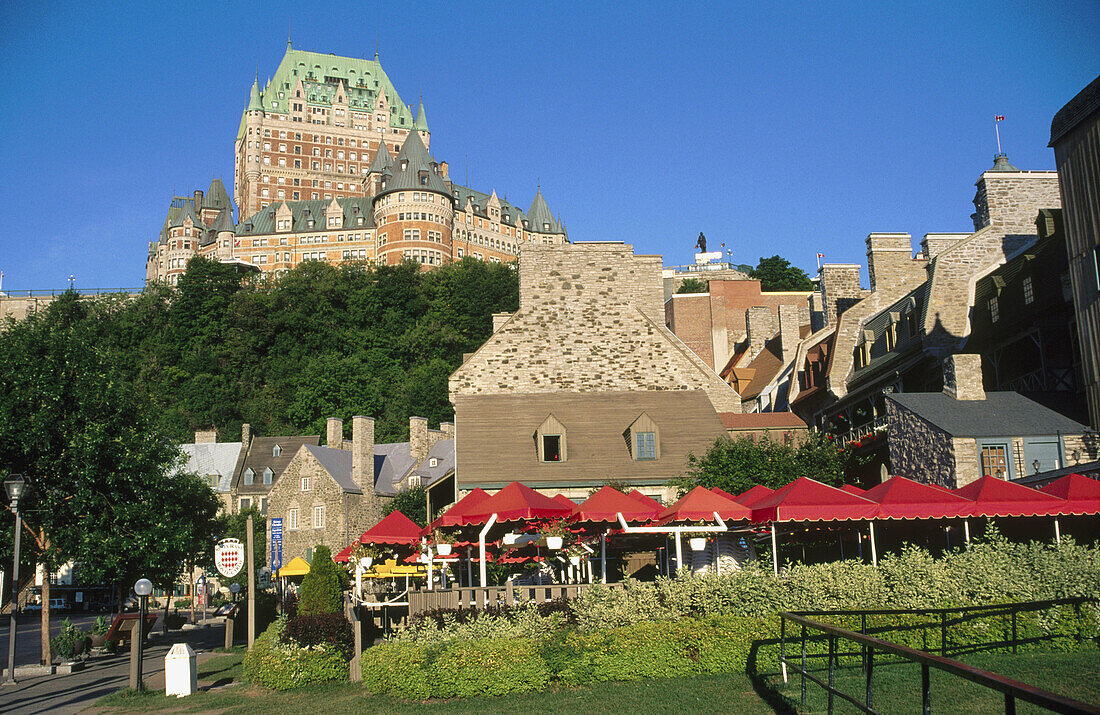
[243,617,349,690]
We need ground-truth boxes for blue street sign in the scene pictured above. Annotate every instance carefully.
[270,518,283,571]
[271,518,283,540]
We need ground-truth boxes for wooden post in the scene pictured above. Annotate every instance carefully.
[247,515,256,649]
[224,616,234,649]
[128,624,140,690]
[348,602,362,682]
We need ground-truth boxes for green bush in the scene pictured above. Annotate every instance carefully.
[428,637,550,698]
[242,617,348,690]
[51,619,88,661]
[299,545,344,616]
[360,642,434,700]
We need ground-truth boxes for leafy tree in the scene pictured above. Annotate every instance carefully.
[298,545,343,615]
[749,255,813,292]
[675,277,708,294]
[675,431,852,495]
[384,487,428,527]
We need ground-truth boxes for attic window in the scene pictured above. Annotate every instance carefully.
[273,444,282,457]
[244,468,255,486]
[535,414,566,463]
[624,413,660,461]
[905,310,919,338]
[429,457,439,468]
[855,341,870,369]
[263,467,273,485]
[408,475,422,487]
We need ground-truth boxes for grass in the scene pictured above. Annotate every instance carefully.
[95,649,1099,714]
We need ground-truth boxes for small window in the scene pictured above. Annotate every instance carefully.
[244,468,255,486]
[625,413,660,461]
[239,497,251,511]
[263,467,273,485]
[855,342,870,369]
[905,311,919,338]
[260,497,268,516]
[408,475,422,487]
[273,444,282,457]
[979,443,1010,479]
[542,435,562,462]
[988,297,1000,323]
[885,322,897,351]
[635,432,657,460]
[301,477,312,492]
[1022,276,1034,305]
[313,505,325,529]
[288,508,299,530]
[428,457,439,468]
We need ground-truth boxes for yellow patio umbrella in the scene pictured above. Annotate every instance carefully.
[278,556,311,577]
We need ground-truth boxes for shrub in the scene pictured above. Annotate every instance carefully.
[51,619,88,661]
[428,637,550,698]
[90,615,110,636]
[282,613,353,658]
[360,642,434,700]
[243,617,348,690]
[299,545,344,615]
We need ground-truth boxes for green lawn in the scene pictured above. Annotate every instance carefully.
[97,649,1099,714]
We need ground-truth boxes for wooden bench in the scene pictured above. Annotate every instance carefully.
[102,612,159,644]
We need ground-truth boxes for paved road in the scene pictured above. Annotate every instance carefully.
[0,621,228,715]
[0,613,101,667]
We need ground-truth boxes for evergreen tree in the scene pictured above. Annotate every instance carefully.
[298,545,344,615]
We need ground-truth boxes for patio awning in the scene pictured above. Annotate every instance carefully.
[359,511,424,546]
[1037,473,1100,515]
[657,485,751,525]
[461,481,575,524]
[710,486,740,501]
[334,543,354,563]
[552,494,579,515]
[628,490,663,510]
[862,476,972,520]
[278,557,311,577]
[955,475,1069,517]
[841,484,866,495]
[751,477,879,523]
[426,487,492,530]
[572,486,661,523]
[734,484,775,507]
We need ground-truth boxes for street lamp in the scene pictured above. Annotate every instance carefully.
[4,474,28,685]
[132,578,153,690]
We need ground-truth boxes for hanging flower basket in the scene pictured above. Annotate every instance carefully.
[436,543,453,556]
[569,555,581,566]
[546,536,564,550]
[689,537,708,551]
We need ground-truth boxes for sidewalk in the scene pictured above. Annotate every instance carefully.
[0,621,229,715]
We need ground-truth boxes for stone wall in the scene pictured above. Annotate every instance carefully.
[886,399,956,487]
[973,171,1062,237]
[952,437,980,487]
[819,264,864,326]
[866,233,927,292]
[745,306,778,363]
[942,354,985,401]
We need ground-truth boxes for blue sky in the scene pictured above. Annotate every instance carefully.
[0,1,1096,290]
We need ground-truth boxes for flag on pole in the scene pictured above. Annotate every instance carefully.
[995,115,1005,122]
[817,253,825,258]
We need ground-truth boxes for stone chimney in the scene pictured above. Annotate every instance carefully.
[920,233,970,261]
[351,416,375,493]
[943,354,986,401]
[866,233,923,292]
[410,416,429,463]
[241,422,252,447]
[194,429,217,444]
[193,189,204,212]
[819,264,863,326]
[439,421,455,437]
[492,312,513,332]
[745,306,778,361]
[777,304,802,364]
[326,417,344,449]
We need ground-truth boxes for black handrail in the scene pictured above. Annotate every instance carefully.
[780,603,1099,714]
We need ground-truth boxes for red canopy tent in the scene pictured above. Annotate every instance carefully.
[658,486,751,524]
[734,484,775,507]
[628,490,663,510]
[1038,474,1100,515]
[462,481,576,524]
[750,477,879,523]
[426,487,492,531]
[710,486,740,501]
[953,476,1069,517]
[552,494,579,515]
[841,484,866,495]
[572,486,661,524]
[861,476,972,519]
[335,510,424,562]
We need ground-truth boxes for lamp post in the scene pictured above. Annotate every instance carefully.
[131,578,152,690]
[4,474,28,685]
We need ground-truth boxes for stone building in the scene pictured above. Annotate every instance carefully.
[1050,74,1100,429]
[886,355,1094,487]
[446,242,742,504]
[231,424,320,515]
[266,415,453,564]
[147,43,567,283]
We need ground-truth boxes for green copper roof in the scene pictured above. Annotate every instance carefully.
[237,197,374,235]
[259,48,412,128]
[527,189,563,234]
[205,178,233,212]
[378,130,448,195]
[236,108,247,141]
[415,100,428,132]
[247,78,263,112]
[368,139,393,174]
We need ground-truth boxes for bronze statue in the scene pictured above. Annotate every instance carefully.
[696,232,707,254]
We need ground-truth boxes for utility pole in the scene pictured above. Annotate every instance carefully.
[246,516,255,649]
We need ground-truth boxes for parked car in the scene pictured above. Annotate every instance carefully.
[23,598,67,612]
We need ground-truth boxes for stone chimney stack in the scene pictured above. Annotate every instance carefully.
[777,304,802,364]
[492,313,513,332]
[819,264,863,326]
[866,233,922,292]
[194,429,217,444]
[439,421,455,437]
[410,416,429,463]
[745,306,778,361]
[326,417,344,449]
[943,354,986,401]
[920,233,970,261]
[194,189,204,212]
[241,422,252,447]
[351,416,375,494]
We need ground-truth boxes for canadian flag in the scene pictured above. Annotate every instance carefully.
[995,115,1005,122]
[817,253,825,258]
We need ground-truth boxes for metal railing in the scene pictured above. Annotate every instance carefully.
[778,598,1099,714]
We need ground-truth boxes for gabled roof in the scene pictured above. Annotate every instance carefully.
[179,442,243,493]
[373,442,418,497]
[237,197,374,235]
[303,445,359,494]
[886,391,1090,438]
[861,476,971,519]
[413,439,455,483]
[527,189,562,234]
[235,435,320,493]
[450,184,527,224]
[368,139,393,174]
[572,486,659,523]
[378,129,448,195]
[1038,473,1100,514]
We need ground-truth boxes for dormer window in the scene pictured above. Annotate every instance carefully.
[273,444,282,457]
[625,413,660,461]
[535,414,566,462]
[886,313,899,351]
[429,457,439,468]
[244,468,255,486]
[263,467,274,485]
[408,475,422,487]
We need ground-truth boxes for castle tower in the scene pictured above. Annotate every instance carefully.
[371,130,453,267]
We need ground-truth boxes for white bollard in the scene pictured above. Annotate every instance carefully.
[164,643,197,698]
